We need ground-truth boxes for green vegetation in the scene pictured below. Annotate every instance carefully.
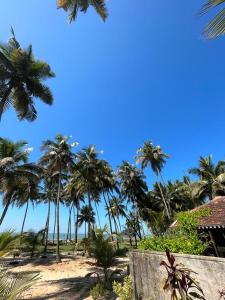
[90,282,106,300]
[113,276,133,300]
[139,209,211,255]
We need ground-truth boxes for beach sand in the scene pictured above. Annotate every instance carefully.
[8,254,128,299]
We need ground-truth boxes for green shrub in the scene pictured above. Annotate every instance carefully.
[113,276,133,300]
[139,208,211,255]
[90,282,106,300]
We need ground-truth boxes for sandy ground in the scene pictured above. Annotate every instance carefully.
[7,254,128,300]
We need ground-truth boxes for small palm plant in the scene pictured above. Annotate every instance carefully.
[0,231,39,299]
[160,249,205,300]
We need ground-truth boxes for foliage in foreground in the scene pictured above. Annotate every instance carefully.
[90,282,106,300]
[139,209,211,255]
[0,231,39,300]
[160,249,205,300]
[113,276,133,300]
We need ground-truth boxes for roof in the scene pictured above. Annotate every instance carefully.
[195,196,225,229]
[171,196,225,229]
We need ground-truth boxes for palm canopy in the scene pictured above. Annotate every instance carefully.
[57,0,108,23]
[0,29,55,121]
[117,161,148,206]
[201,0,225,38]
[136,141,169,176]
[78,205,95,226]
[189,155,225,199]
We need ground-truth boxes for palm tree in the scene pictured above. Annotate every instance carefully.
[189,155,225,200]
[108,197,126,234]
[136,141,171,220]
[200,0,225,38]
[75,145,105,237]
[40,134,77,262]
[0,138,41,226]
[0,29,55,121]
[117,161,148,240]
[57,0,108,23]
[78,205,95,238]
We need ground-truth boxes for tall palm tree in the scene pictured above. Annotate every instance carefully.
[136,141,171,220]
[0,29,55,121]
[117,161,148,240]
[75,145,104,237]
[201,0,225,38]
[78,205,95,238]
[189,155,225,200]
[40,134,77,262]
[0,138,41,226]
[108,196,126,233]
[57,0,108,23]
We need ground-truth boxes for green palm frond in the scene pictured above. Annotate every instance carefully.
[201,0,225,38]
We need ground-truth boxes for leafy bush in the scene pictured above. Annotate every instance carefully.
[90,282,106,300]
[113,276,133,300]
[139,208,210,255]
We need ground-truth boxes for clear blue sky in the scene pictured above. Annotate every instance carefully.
[1,0,225,233]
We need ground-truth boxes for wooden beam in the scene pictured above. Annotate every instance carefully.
[209,230,219,257]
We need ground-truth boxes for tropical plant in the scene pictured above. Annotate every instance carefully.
[160,249,205,300]
[57,0,108,23]
[189,155,225,200]
[85,228,122,288]
[0,138,41,226]
[78,205,95,238]
[113,276,133,300]
[0,29,54,121]
[40,134,77,262]
[138,209,210,255]
[90,282,106,300]
[136,141,171,220]
[200,0,225,39]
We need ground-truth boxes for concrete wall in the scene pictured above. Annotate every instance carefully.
[129,250,225,300]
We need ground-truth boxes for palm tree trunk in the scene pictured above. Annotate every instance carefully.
[0,197,11,226]
[87,191,91,237]
[74,204,79,243]
[94,201,101,228]
[20,200,29,237]
[66,205,72,242]
[103,194,113,240]
[44,199,51,253]
[155,174,171,220]
[85,222,87,239]
[52,202,57,244]
[56,171,61,263]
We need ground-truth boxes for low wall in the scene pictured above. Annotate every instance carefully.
[129,250,225,300]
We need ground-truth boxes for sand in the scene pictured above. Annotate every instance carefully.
[7,254,128,300]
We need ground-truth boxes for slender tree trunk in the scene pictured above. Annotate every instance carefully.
[74,204,79,243]
[117,217,124,242]
[66,205,72,242]
[0,197,11,226]
[133,200,142,240]
[52,202,57,244]
[56,171,61,263]
[155,174,171,220]
[94,201,101,228]
[85,222,87,239]
[20,200,29,237]
[87,191,91,237]
[103,194,113,240]
[44,199,51,253]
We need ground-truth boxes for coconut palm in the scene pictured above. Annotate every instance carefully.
[108,197,126,233]
[189,155,225,200]
[201,0,225,38]
[117,161,148,239]
[0,29,55,121]
[57,0,108,23]
[40,134,77,262]
[136,141,171,220]
[78,205,95,238]
[0,138,41,226]
[75,146,105,236]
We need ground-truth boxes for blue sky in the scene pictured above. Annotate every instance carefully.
[1,0,225,233]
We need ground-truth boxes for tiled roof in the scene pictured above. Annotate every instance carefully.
[192,196,225,229]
